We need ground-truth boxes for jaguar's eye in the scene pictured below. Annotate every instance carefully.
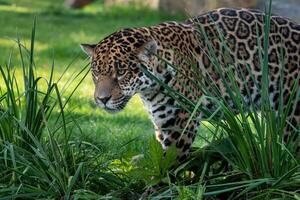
[91,61,97,67]
[115,61,127,78]
[117,70,126,81]
[118,69,126,76]
[114,60,121,67]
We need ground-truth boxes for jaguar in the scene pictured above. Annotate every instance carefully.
[81,8,300,161]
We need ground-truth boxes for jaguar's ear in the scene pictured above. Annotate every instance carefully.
[80,43,96,57]
[137,40,157,62]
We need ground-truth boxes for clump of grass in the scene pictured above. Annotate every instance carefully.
[0,19,134,199]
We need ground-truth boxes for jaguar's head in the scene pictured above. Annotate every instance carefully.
[81,28,159,113]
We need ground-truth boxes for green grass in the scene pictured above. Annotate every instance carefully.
[0,0,187,158]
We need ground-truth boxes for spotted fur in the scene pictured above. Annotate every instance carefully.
[81,8,300,161]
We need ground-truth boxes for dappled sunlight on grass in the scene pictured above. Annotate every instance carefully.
[0,4,32,13]
[69,31,100,44]
[81,1,105,14]
[0,0,185,67]
[0,38,49,53]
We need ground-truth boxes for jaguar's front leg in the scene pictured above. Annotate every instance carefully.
[155,109,198,162]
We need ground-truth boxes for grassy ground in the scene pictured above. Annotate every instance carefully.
[0,0,186,158]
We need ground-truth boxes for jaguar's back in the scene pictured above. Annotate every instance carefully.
[187,8,300,110]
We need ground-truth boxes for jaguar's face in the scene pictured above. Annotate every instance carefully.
[81,29,158,113]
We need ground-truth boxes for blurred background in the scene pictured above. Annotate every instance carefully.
[1,0,300,67]
[1,0,299,66]
[66,0,300,19]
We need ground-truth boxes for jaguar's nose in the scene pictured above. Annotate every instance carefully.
[97,96,111,104]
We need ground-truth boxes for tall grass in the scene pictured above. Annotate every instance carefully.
[0,19,132,199]
[140,1,300,199]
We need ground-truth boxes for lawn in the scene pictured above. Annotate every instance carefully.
[0,0,186,158]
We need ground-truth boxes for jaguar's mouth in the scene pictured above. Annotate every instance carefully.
[97,96,131,113]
